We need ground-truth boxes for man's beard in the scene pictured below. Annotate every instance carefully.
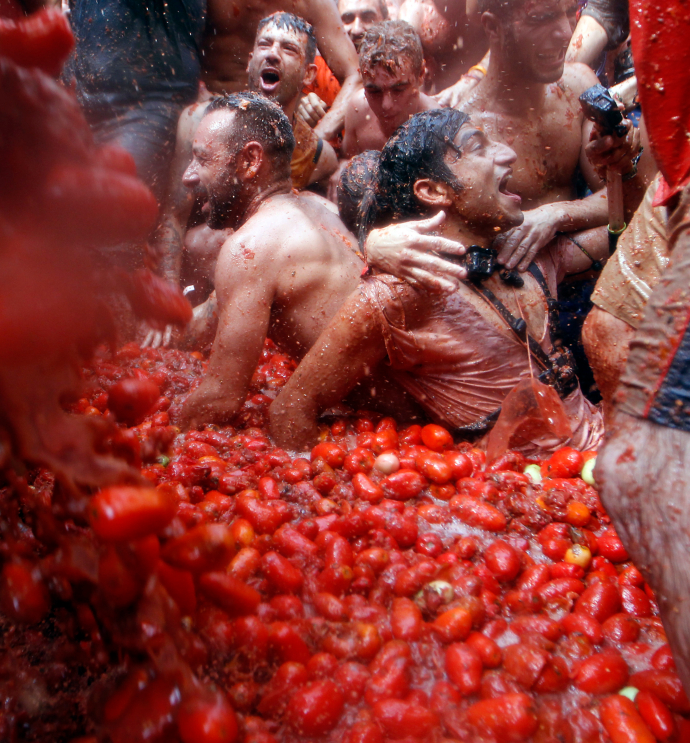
[205,180,243,230]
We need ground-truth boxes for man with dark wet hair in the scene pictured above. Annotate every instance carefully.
[270,108,603,454]
[342,20,437,157]
[337,150,380,237]
[201,0,360,142]
[174,92,363,429]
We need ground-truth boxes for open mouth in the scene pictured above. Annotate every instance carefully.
[260,68,281,92]
[537,48,566,66]
[498,171,522,204]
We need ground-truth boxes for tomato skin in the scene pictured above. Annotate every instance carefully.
[0,8,74,76]
[261,551,303,593]
[285,680,344,737]
[629,670,690,713]
[177,691,238,743]
[433,607,473,643]
[541,447,584,479]
[597,528,629,562]
[372,698,438,739]
[635,690,675,741]
[161,523,235,573]
[381,470,426,500]
[0,560,49,624]
[651,644,676,671]
[416,452,452,484]
[484,540,521,582]
[444,450,473,479]
[390,598,423,641]
[90,486,175,542]
[466,632,501,668]
[466,693,538,742]
[198,573,261,617]
[602,613,640,643]
[504,643,550,688]
[108,377,160,425]
[450,496,507,531]
[421,424,453,451]
[574,649,629,694]
[620,585,653,618]
[446,643,483,695]
[575,581,622,623]
[598,695,656,743]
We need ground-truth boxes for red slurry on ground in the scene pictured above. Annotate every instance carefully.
[1,340,687,743]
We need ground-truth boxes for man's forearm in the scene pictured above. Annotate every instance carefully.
[548,191,609,234]
[315,73,361,141]
[152,213,184,285]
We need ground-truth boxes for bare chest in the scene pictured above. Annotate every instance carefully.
[463,92,583,207]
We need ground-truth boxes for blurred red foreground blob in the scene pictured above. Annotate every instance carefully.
[0,9,191,489]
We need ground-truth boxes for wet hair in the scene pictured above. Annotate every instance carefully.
[205,92,296,178]
[476,0,526,19]
[256,12,318,65]
[363,108,471,232]
[338,0,389,21]
[358,21,424,77]
[337,151,381,236]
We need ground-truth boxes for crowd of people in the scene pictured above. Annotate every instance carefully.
[5,0,690,698]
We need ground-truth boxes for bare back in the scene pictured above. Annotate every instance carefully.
[459,63,599,208]
[178,190,362,428]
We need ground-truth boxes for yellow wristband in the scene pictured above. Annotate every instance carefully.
[468,64,488,76]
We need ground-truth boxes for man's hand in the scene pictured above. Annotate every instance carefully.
[141,323,175,349]
[297,93,328,128]
[585,117,641,180]
[364,211,468,293]
[494,204,565,272]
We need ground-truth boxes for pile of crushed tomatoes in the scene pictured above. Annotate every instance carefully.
[0,340,687,743]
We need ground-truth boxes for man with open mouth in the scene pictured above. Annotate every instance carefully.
[247,12,339,190]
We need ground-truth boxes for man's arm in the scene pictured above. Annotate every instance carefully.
[309,139,338,185]
[303,0,361,141]
[175,234,274,429]
[270,286,387,451]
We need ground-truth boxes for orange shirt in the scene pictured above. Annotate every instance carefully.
[302,55,341,108]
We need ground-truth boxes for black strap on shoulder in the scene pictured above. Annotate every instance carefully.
[453,265,578,441]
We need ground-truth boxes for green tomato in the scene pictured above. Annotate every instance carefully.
[523,463,542,484]
[619,686,639,702]
[581,457,596,486]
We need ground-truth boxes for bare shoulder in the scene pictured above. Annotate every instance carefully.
[421,93,440,112]
[346,88,372,125]
[561,62,600,98]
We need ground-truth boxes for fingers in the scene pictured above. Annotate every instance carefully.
[406,266,460,294]
[414,210,446,233]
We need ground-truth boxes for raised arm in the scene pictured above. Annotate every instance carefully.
[175,235,274,430]
[269,286,387,451]
[304,0,361,141]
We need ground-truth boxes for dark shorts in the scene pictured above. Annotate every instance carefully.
[84,97,183,204]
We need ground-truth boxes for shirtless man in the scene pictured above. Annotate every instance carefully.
[175,92,363,429]
[339,0,388,53]
[342,21,437,158]
[201,0,360,140]
[457,0,609,273]
[270,109,603,454]
[151,13,337,316]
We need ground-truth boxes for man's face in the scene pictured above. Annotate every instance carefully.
[362,57,423,135]
[500,0,577,83]
[183,112,245,230]
[442,123,523,233]
[340,0,384,53]
[247,23,309,109]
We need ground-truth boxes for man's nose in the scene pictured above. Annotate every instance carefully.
[352,16,364,37]
[495,142,517,166]
[183,162,199,187]
[553,13,572,44]
[381,92,394,112]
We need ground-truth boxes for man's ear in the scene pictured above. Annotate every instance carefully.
[303,62,318,88]
[413,178,455,208]
[236,141,264,180]
[481,11,501,43]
